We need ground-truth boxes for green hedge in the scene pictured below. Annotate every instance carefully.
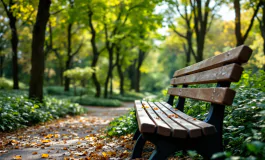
[72,95,122,107]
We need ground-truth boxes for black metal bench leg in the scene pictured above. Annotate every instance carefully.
[133,129,140,140]
[149,140,177,160]
[131,134,146,158]
[196,135,224,160]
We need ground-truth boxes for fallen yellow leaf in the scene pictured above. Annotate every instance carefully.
[41,139,51,143]
[12,155,22,160]
[102,152,107,158]
[41,153,49,158]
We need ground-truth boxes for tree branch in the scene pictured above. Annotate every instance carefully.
[71,38,84,56]
[242,1,262,42]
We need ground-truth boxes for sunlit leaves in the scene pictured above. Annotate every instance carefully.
[63,67,95,81]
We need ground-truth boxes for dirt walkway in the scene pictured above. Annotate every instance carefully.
[0,103,134,160]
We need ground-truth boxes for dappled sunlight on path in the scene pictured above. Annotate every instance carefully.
[0,103,137,160]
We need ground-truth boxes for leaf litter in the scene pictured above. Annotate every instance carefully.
[0,106,156,159]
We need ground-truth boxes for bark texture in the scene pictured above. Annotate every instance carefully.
[29,0,51,101]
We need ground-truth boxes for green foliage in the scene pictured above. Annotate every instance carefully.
[109,91,146,102]
[106,109,137,136]
[45,86,93,96]
[0,77,27,90]
[72,95,122,107]
[0,90,86,131]
[63,67,95,80]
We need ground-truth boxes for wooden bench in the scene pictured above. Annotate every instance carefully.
[131,45,253,159]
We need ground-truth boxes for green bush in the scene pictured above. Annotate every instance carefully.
[0,90,86,131]
[72,95,122,107]
[0,77,27,89]
[106,109,137,136]
[109,91,146,102]
[45,86,94,96]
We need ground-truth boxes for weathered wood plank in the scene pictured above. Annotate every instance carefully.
[171,64,243,85]
[134,100,156,133]
[173,45,252,78]
[146,101,188,138]
[160,102,216,135]
[154,102,202,138]
[141,101,171,136]
[167,88,236,105]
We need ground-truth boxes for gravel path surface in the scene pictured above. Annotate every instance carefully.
[0,102,134,160]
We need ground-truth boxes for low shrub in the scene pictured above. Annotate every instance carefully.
[72,95,122,107]
[0,90,86,131]
[0,77,27,90]
[45,86,94,96]
[106,109,137,136]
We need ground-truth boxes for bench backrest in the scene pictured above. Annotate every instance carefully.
[167,45,252,108]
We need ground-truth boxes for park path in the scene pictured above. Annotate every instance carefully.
[0,103,135,160]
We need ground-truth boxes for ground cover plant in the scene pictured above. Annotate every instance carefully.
[0,90,86,131]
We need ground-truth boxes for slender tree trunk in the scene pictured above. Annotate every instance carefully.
[260,2,265,71]
[234,0,261,46]
[104,48,113,98]
[10,18,19,89]
[128,59,136,91]
[0,56,4,77]
[1,0,19,89]
[116,51,124,95]
[29,0,51,102]
[234,0,243,46]
[88,9,101,97]
[91,56,100,97]
[65,23,72,91]
[135,49,145,92]
[109,74,113,96]
[64,0,74,91]
[59,66,64,86]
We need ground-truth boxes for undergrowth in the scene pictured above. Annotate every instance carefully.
[0,90,87,131]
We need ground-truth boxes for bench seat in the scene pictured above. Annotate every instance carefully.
[135,100,216,139]
[131,45,253,159]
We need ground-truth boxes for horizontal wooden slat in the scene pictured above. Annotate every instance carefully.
[141,101,171,136]
[167,88,236,105]
[147,102,188,138]
[160,102,216,135]
[153,102,201,138]
[171,63,243,85]
[134,100,156,133]
[173,45,252,78]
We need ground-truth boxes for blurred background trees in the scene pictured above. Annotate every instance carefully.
[0,0,264,101]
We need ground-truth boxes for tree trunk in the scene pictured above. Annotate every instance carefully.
[10,18,19,89]
[128,59,136,91]
[234,0,243,46]
[91,55,101,97]
[260,2,265,71]
[88,9,101,97]
[1,0,19,89]
[0,55,4,77]
[234,0,261,46]
[135,49,145,92]
[104,48,113,98]
[29,0,51,102]
[116,52,124,95]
